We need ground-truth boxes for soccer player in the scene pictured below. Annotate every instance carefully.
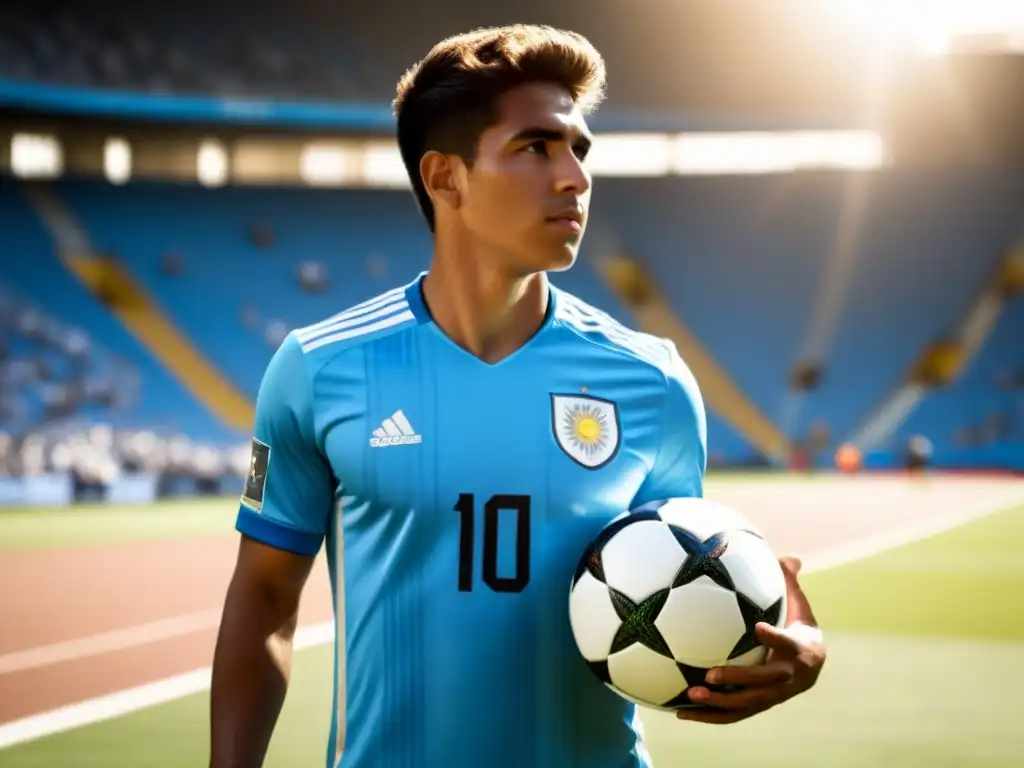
[209,24,826,768]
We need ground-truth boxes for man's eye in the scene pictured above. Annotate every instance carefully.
[526,141,548,156]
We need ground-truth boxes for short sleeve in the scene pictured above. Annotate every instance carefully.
[630,341,707,509]
[235,333,336,556]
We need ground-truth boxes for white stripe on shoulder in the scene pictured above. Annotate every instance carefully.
[562,297,617,326]
[296,286,407,339]
[300,309,416,353]
[559,299,666,360]
[297,297,409,344]
[348,285,407,311]
[559,301,608,330]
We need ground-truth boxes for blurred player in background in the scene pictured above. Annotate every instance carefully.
[209,24,826,768]
[905,434,934,477]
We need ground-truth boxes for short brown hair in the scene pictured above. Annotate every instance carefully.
[393,24,607,232]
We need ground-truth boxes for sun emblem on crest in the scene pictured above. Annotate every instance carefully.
[551,394,621,469]
[562,403,609,460]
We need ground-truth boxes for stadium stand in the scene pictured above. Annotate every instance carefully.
[1,182,232,442]
[0,181,249,502]
[594,175,837,442]
[11,167,1020,474]
[792,169,1024,449]
[55,180,432,398]
[0,0,359,99]
[892,295,1024,469]
[0,1,1021,486]
[55,178,760,466]
[0,0,876,129]
[595,171,1024,463]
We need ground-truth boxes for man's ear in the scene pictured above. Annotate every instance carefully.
[420,150,462,214]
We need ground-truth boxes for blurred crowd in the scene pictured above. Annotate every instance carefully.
[0,288,137,434]
[0,0,350,99]
[0,422,251,492]
[953,378,1024,448]
[2,271,1019,486]
[0,287,249,490]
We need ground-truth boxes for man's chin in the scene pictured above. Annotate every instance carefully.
[539,242,580,273]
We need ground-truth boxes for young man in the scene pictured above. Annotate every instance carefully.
[209,24,825,768]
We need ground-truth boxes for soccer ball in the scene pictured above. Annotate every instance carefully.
[568,497,787,710]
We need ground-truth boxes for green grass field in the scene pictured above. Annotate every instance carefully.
[2,491,1023,766]
[0,500,238,551]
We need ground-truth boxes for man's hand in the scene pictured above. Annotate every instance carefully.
[676,556,826,724]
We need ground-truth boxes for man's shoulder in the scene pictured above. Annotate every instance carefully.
[291,283,423,364]
[552,288,675,374]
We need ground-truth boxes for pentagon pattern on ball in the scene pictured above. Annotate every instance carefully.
[569,504,787,709]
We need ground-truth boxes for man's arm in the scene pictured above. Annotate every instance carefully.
[630,340,708,509]
[209,333,335,767]
[209,538,316,768]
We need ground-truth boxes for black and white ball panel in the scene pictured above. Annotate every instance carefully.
[654,577,749,667]
[718,530,788,612]
[598,519,688,604]
[606,643,689,710]
[568,570,624,662]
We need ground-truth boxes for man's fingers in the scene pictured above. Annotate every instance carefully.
[704,660,794,688]
[758,620,826,653]
[779,555,803,577]
[687,683,783,712]
[779,555,818,627]
[755,621,806,654]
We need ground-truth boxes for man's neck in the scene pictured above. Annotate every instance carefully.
[421,252,550,365]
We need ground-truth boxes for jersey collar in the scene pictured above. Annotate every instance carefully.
[404,270,560,329]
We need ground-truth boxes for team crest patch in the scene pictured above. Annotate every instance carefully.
[240,438,271,513]
[551,394,621,470]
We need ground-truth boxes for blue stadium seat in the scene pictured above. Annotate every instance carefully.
[58,180,432,397]
[554,250,755,464]
[795,169,1023,445]
[59,180,757,461]
[592,175,837,438]
[593,171,1024,457]
[893,295,1024,467]
[0,182,235,443]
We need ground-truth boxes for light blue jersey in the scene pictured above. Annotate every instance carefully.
[236,271,707,768]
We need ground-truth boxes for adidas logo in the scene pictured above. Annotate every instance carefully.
[369,409,422,448]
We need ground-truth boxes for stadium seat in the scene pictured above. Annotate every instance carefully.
[593,171,1024,459]
[794,169,1024,447]
[0,182,236,444]
[893,295,1024,469]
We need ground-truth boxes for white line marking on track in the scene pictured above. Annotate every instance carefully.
[0,622,334,750]
[0,480,1021,751]
[0,610,222,675]
[800,484,1024,575]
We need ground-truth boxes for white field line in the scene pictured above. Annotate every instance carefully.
[0,482,1021,751]
[800,484,1024,575]
[0,610,222,675]
[0,622,335,750]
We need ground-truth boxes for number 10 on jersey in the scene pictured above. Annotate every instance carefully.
[454,493,531,593]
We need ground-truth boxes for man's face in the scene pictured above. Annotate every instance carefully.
[456,82,594,275]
